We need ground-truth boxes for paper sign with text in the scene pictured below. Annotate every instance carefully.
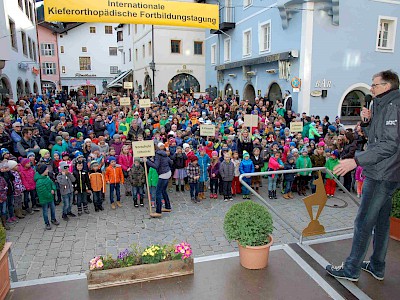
[123,82,133,89]
[290,122,304,133]
[244,114,259,127]
[139,98,151,108]
[200,124,216,136]
[119,97,131,106]
[132,140,155,157]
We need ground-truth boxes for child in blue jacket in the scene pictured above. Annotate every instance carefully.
[239,151,255,199]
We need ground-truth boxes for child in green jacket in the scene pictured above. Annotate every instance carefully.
[35,164,59,230]
[296,147,312,196]
[325,150,340,197]
[148,167,159,208]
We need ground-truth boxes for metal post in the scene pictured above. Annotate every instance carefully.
[151,25,155,101]
[8,246,18,282]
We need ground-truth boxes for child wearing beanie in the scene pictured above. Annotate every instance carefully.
[325,150,340,197]
[208,151,220,199]
[105,156,124,209]
[128,157,145,208]
[172,146,187,192]
[239,151,255,199]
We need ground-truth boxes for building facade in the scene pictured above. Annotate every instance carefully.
[57,23,121,97]
[205,0,400,123]
[0,0,40,103]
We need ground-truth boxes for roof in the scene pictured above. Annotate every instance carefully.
[38,22,84,34]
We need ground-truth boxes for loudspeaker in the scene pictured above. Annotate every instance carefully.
[321,90,328,98]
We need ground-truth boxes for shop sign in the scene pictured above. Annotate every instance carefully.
[75,73,97,77]
[32,67,40,75]
[315,79,332,88]
[177,65,193,74]
[18,63,29,70]
[310,90,322,97]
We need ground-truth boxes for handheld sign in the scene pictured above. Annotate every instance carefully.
[123,82,133,89]
[244,114,259,127]
[290,121,304,133]
[119,97,131,106]
[139,98,151,108]
[132,140,155,157]
[200,124,215,136]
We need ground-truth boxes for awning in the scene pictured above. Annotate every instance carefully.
[106,69,133,88]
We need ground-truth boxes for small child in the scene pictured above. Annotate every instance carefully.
[172,146,187,192]
[89,161,105,212]
[0,163,9,230]
[35,164,59,230]
[296,147,312,196]
[118,145,133,196]
[8,160,25,219]
[231,151,242,196]
[251,147,264,192]
[19,158,37,213]
[148,167,158,208]
[57,161,76,220]
[283,154,296,199]
[239,151,255,199]
[197,147,210,200]
[105,156,124,209]
[219,152,235,202]
[129,157,145,208]
[186,156,200,203]
[325,150,340,197]
[73,161,91,215]
[208,151,220,199]
[355,165,365,198]
[268,151,284,199]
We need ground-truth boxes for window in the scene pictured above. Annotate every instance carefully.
[211,44,216,65]
[376,16,397,52]
[18,0,23,10]
[24,0,29,18]
[28,37,33,59]
[142,45,145,58]
[90,27,96,33]
[62,66,66,74]
[109,47,117,56]
[28,1,33,21]
[60,46,64,53]
[171,40,181,53]
[82,47,87,52]
[110,66,119,74]
[243,0,253,8]
[32,41,37,61]
[135,49,138,61]
[9,19,17,50]
[105,26,113,34]
[117,31,123,42]
[129,48,132,62]
[224,38,231,62]
[259,21,271,53]
[194,41,203,55]
[79,57,91,70]
[21,31,27,56]
[40,43,55,56]
[148,41,152,56]
[243,29,252,57]
[42,62,56,75]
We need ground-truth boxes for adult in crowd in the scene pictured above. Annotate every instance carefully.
[17,127,40,158]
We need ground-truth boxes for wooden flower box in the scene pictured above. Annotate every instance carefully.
[0,243,11,300]
[86,258,194,290]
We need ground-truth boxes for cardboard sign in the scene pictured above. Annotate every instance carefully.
[119,97,131,106]
[200,124,216,136]
[244,114,258,127]
[123,82,133,89]
[290,122,304,133]
[139,98,151,108]
[132,140,155,157]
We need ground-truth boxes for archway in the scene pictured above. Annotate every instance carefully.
[16,79,24,98]
[25,80,31,95]
[144,75,152,98]
[168,73,200,93]
[243,83,256,104]
[33,82,38,94]
[267,82,282,104]
[338,83,370,124]
[224,83,234,98]
[0,76,12,105]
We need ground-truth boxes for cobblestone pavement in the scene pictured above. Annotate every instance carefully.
[6,181,359,281]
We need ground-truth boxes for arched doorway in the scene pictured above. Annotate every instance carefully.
[33,82,38,94]
[0,76,12,105]
[267,82,282,103]
[224,83,234,98]
[25,81,31,95]
[338,83,370,124]
[243,83,256,104]
[168,73,200,93]
[16,79,24,98]
[144,75,152,98]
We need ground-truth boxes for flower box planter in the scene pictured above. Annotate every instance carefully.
[0,243,11,300]
[389,217,400,241]
[86,258,194,290]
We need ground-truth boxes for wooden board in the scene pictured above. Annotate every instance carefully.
[87,258,194,290]
[0,243,11,300]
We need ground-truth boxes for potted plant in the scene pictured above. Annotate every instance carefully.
[0,225,11,300]
[390,189,400,241]
[224,201,274,269]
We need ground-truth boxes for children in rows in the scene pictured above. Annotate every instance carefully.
[208,151,220,199]
[283,155,296,199]
[129,157,145,208]
[172,146,187,192]
[219,152,234,202]
[268,151,284,199]
[239,151,254,199]
[88,161,105,212]
[57,161,76,220]
[231,151,241,196]
[197,147,210,200]
[105,156,124,209]
[325,150,340,197]
[73,161,91,215]
[186,156,200,203]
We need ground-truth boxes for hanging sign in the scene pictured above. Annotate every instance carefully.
[200,124,215,136]
[44,0,219,29]
[132,140,155,157]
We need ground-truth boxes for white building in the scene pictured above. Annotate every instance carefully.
[57,23,121,97]
[0,0,40,103]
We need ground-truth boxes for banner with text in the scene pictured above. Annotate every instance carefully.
[119,97,131,106]
[290,122,304,133]
[132,140,155,157]
[200,124,216,137]
[139,98,151,108]
[44,0,219,29]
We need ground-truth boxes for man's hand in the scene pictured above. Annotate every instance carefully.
[333,159,357,176]
[51,190,55,195]
[361,107,371,123]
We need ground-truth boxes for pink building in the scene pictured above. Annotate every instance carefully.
[37,23,60,93]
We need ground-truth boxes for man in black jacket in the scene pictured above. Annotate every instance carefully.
[326,70,400,282]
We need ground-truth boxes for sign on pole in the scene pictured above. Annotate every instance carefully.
[290,121,304,133]
[132,140,155,158]
[244,114,259,127]
[139,98,151,108]
[200,124,215,137]
[123,82,133,89]
[44,0,219,29]
[119,97,131,106]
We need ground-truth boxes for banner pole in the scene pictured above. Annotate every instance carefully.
[143,160,152,215]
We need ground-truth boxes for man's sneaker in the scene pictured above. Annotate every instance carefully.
[326,263,359,282]
[51,219,60,226]
[67,212,76,217]
[361,261,384,281]
[62,214,69,221]
[45,223,52,230]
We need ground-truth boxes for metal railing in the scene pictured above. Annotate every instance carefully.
[220,6,235,23]
[239,167,360,243]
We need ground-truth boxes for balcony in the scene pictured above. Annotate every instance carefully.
[211,6,235,34]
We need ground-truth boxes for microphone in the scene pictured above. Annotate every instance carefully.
[363,95,373,123]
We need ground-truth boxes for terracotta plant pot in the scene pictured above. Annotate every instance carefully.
[0,242,11,300]
[389,217,400,241]
[238,235,274,270]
